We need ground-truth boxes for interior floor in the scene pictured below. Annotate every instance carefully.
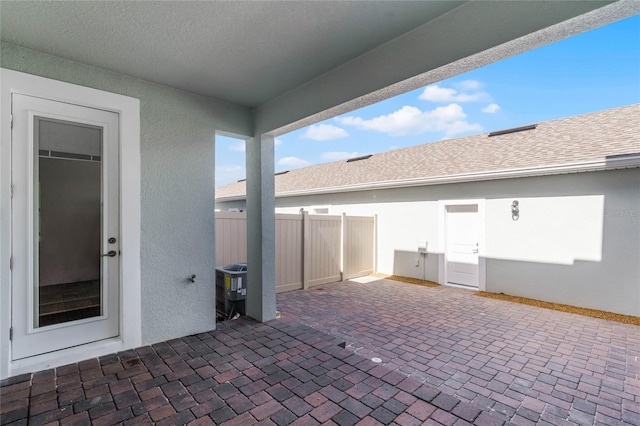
[38,280,101,327]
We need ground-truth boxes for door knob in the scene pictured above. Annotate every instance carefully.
[101,250,117,257]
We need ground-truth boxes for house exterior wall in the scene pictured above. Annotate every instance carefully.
[2,43,253,345]
[219,168,640,316]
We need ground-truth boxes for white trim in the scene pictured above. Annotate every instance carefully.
[216,156,640,203]
[1,68,141,379]
[11,96,120,359]
[8,338,126,377]
[438,199,486,292]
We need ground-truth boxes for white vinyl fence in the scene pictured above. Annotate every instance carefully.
[215,212,376,293]
[343,214,376,280]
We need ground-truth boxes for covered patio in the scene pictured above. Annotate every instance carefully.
[2,279,638,425]
[2,1,639,379]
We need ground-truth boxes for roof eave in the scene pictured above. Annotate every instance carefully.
[215,155,640,202]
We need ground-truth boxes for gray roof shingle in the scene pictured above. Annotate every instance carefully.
[216,104,640,200]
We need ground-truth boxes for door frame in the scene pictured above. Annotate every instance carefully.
[438,199,486,291]
[1,68,141,379]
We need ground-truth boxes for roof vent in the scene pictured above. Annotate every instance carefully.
[346,154,373,163]
[606,152,640,159]
[275,170,289,176]
[489,124,537,137]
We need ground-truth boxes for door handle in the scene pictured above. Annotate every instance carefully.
[101,250,117,257]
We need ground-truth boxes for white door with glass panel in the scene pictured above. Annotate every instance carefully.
[445,204,479,288]
[11,94,120,360]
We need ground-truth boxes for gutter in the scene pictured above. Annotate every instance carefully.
[215,154,640,202]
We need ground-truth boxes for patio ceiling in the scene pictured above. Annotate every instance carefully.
[1,1,628,130]
[0,1,464,107]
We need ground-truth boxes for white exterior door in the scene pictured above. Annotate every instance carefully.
[446,204,479,288]
[11,94,120,360]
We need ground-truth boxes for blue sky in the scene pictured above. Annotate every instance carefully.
[216,15,640,188]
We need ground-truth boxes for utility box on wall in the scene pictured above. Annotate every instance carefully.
[215,263,247,318]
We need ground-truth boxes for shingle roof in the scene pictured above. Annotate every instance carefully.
[216,104,640,200]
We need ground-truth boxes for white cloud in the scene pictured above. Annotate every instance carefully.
[274,138,283,146]
[321,151,360,161]
[278,156,310,168]
[419,84,487,103]
[229,141,245,152]
[453,80,484,91]
[482,103,501,114]
[418,86,457,102]
[336,103,481,137]
[301,124,349,141]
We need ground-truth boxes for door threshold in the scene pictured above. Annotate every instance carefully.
[9,337,124,377]
[446,282,479,291]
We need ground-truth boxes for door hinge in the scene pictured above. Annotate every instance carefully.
[11,184,14,199]
[9,327,13,341]
[10,114,13,129]
[9,257,13,270]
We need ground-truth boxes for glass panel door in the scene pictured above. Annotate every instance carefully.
[35,118,103,327]
[11,94,119,360]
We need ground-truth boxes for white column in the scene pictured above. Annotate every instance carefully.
[245,134,276,322]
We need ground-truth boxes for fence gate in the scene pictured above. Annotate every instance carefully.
[343,214,376,280]
[303,214,342,289]
[275,214,304,293]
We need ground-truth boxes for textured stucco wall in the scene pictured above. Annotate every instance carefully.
[2,43,253,344]
[229,168,639,316]
[245,136,277,322]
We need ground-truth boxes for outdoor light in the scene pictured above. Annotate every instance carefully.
[512,200,520,221]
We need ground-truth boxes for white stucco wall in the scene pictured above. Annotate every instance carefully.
[229,168,639,316]
[1,43,253,344]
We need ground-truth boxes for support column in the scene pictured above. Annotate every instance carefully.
[245,134,276,322]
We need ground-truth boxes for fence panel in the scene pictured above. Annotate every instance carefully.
[343,215,376,279]
[275,214,303,293]
[303,214,342,289]
[215,212,247,267]
[215,211,375,293]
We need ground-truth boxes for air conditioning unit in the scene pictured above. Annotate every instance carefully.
[215,262,247,319]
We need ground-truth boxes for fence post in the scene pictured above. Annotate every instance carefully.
[373,214,378,274]
[341,213,346,281]
[302,211,309,290]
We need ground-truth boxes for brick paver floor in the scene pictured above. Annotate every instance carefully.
[278,278,640,425]
[1,278,638,425]
[0,318,501,426]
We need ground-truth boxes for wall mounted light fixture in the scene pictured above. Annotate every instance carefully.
[511,200,520,221]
